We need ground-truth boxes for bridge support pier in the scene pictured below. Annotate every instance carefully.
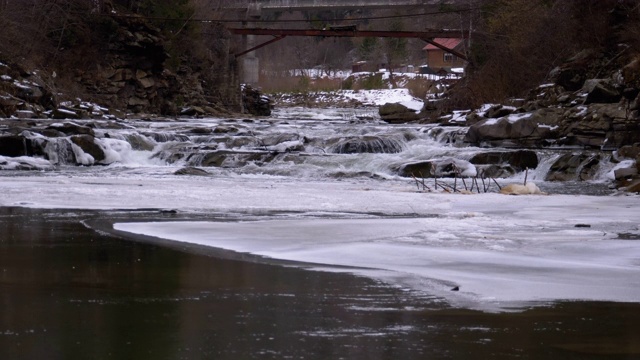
[241,3,262,85]
[242,54,260,85]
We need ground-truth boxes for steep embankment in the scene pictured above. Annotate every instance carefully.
[0,13,239,119]
[448,50,640,192]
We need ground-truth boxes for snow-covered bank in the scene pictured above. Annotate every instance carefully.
[341,88,424,111]
[1,170,637,312]
[272,87,425,111]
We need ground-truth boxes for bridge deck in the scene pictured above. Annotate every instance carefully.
[222,0,448,11]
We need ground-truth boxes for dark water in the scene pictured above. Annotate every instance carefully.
[1,208,639,360]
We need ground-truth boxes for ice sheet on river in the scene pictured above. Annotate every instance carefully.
[2,173,640,311]
[4,172,630,312]
[112,192,640,311]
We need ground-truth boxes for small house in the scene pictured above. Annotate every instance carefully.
[422,38,467,73]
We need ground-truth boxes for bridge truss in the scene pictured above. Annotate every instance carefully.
[229,27,469,60]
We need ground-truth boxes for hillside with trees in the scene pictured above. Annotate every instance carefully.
[0,0,639,119]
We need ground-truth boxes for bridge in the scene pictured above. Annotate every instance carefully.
[221,0,467,84]
[222,0,453,12]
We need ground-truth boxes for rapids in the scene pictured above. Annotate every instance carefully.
[8,106,619,195]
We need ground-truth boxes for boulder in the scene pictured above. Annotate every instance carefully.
[464,111,559,146]
[483,104,516,119]
[0,135,44,157]
[174,167,211,176]
[621,178,640,193]
[242,85,271,116]
[476,164,517,178]
[70,135,106,163]
[330,136,404,154]
[617,144,640,159]
[614,167,638,180]
[469,150,539,171]
[583,79,622,104]
[48,122,95,136]
[379,103,419,123]
[548,49,596,91]
[550,66,587,91]
[52,108,80,119]
[545,153,601,181]
[398,158,476,178]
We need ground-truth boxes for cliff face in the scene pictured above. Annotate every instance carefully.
[0,14,240,119]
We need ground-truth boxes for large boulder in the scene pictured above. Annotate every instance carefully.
[70,135,105,163]
[174,167,211,176]
[329,136,404,154]
[47,122,95,136]
[398,158,477,178]
[469,150,539,178]
[242,85,271,116]
[545,153,602,181]
[464,110,561,147]
[379,103,419,124]
[583,79,622,104]
[0,135,45,157]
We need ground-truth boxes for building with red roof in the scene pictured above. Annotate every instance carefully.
[422,38,467,73]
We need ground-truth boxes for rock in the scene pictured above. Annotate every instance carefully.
[621,178,640,193]
[197,151,228,167]
[617,144,640,159]
[189,127,212,134]
[469,150,539,171]
[180,106,206,116]
[242,85,271,116]
[122,133,156,151]
[329,136,404,154]
[16,110,37,119]
[549,49,596,91]
[484,104,515,119]
[464,112,557,146]
[174,167,211,176]
[470,150,538,179]
[213,125,239,134]
[379,103,419,123]
[0,135,44,157]
[398,158,477,178]
[583,79,622,104]
[614,167,638,180]
[52,108,80,119]
[48,122,95,136]
[476,164,517,178]
[128,97,149,107]
[545,153,601,181]
[70,135,105,163]
[138,77,155,89]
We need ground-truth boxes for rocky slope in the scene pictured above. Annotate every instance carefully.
[0,15,242,120]
[421,50,640,193]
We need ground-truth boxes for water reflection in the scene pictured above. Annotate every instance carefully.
[1,208,639,359]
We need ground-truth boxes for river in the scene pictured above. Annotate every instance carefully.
[1,106,639,358]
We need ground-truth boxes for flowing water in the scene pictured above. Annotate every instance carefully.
[9,106,618,193]
[1,106,639,359]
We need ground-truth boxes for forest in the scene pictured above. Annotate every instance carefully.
[0,0,639,112]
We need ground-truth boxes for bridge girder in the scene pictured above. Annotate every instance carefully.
[229,28,469,60]
[222,0,452,12]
